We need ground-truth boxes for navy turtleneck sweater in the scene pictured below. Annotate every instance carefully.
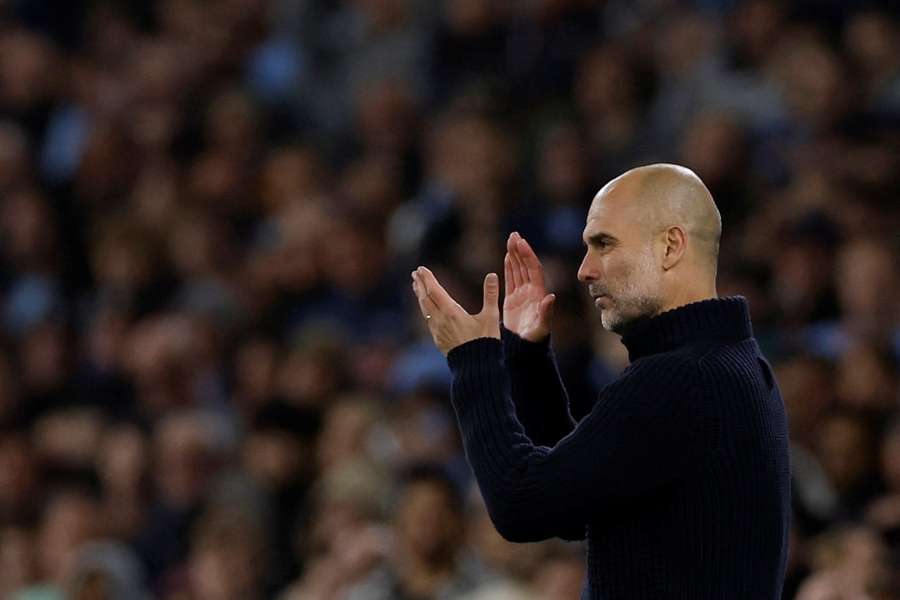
[447,296,790,599]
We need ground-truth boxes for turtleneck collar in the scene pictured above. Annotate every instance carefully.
[619,296,753,362]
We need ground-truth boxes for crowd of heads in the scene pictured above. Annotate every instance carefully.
[0,0,898,598]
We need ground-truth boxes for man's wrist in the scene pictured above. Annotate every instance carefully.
[447,337,502,370]
[501,325,551,360]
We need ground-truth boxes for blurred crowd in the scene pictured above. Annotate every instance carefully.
[0,0,898,598]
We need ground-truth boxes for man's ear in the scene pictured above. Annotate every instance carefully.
[661,226,687,270]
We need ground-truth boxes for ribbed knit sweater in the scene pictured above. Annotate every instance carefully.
[447,296,790,599]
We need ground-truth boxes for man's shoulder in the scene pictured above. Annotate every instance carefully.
[620,339,759,394]
[608,350,703,404]
[631,337,758,368]
[638,339,768,399]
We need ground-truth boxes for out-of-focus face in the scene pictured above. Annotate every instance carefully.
[38,493,99,584]
[577,190,664,334]
[97,425,147,494]
[538,123,588,203]
[0,29,55,109]
[817,416,871,493]
[835,344,895,413]
[445,0,494,34]
[0,123,29,190]
[188,513,263,600]
[259,146,323,211]
[396,481,461,563]
[835,241,897,322]
[244,430,302,488]
[775,39,845,127]
[0,435,36,516]
[154,416,216,508]
[679,113,744,186]
[0,526,35,595]
[316,402,373,471]
[731,0,784,65]
[844,12,898,78]
[21,323,68,393]
[575,48,636,117]
[775,357,832,444]
[233,338,277,407]
[1,190,56,269]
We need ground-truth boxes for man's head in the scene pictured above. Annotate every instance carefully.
[577,164,721,333]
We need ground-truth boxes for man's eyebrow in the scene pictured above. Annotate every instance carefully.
[583,232,619,247]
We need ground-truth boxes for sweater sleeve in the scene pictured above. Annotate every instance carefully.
[447,337,703,544]
[501,326,576,447]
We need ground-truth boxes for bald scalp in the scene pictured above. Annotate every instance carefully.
[596,163,722,273]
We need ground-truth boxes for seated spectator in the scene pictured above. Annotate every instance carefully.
[344,463,490,600]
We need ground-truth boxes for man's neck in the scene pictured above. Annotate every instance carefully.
[659,285,718,316]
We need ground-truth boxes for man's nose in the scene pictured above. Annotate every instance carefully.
[577,254,598,283]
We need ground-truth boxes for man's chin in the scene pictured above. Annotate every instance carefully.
[606,302,665,335]
[600,311,621,334]
[601,310,639,335]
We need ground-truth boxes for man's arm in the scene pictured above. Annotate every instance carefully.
[502,326,576,448]
[501,232,576,446]
[449,338,703,543]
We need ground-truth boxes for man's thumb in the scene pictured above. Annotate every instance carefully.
[482,273,499,314]
[539,293,556,322]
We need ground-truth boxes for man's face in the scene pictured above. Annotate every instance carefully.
[577,193,664,333]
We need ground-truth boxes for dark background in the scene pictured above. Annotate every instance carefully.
[0,0,898,598]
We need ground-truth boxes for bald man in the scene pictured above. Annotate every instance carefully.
[411,164,790,599]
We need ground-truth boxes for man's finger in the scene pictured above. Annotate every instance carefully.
[539,293,556,322]
[508,233,526,286]
[416,266,464,313]
[504,254,514,297]
[506,232,519,257]
[510,252,524,288]
[412,272,441,321]
[507,233,523,289]
[512,236,530,284]
[517,237,544,282]
[481,273,500,317]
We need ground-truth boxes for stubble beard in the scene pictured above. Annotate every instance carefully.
[598,250,664,334]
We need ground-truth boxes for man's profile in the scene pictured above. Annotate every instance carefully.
[411,163,791,599]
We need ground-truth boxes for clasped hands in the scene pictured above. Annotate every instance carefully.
[411,232,556,356]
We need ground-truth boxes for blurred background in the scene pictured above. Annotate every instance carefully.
[0,0,898,598]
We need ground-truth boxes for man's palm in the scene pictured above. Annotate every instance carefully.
[504,279,546,337]
[503,233,554,342]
